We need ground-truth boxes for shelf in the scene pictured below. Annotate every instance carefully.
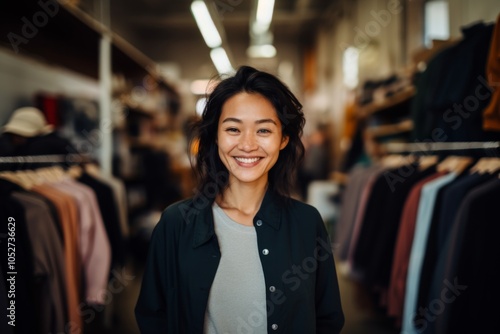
[381,141,500,153]
[0,0,161,82]
[357,86,416,118]
[366,119,414,138]
[0,1,101,78]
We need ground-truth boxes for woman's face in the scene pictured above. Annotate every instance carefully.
[217,92,289,187]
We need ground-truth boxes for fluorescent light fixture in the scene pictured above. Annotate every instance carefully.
[253,0,275,34]
[247,44,277,58]
[343,46,359,88]
[210,47,234,75]
[191,0,222,48]
[196,97,207,116]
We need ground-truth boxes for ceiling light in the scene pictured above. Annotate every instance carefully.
[253,0,275,34]
[196,97,207,116]
[247,44,277,58]
[210,47,234,75]
[191,0,222,48]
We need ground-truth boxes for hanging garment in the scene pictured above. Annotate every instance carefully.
[415,172,496,333]
[335,164,384,261]
[51,179,111,304]
[412,22,498,142]
[401,172,457,334]
[432,178,500,334]
[351,162,424,280]
[31,184,82,332]
[78,172,125,268]
[86,169,129,237]
[0,179,37,334]
[434,23,496,142]
[410,47,455,140]
[387,171,446,323]
[363,165,438,292]
[344,165,388,279]
[21,132,79,157]
[36,93,59,127]
[12,192,67,333]
[0,270,14,334]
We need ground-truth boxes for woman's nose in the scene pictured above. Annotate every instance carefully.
[239,132,258,151]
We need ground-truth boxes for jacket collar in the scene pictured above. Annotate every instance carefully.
[191,188,282,248]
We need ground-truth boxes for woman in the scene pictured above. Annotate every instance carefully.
[135,66,344,333]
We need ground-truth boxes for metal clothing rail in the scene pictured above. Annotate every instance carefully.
[382,141,500,153]
[0,154,92,164]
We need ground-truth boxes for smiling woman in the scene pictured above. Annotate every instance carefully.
[135,66,344,334]
[193,66,305,201]
[217,92,289,194]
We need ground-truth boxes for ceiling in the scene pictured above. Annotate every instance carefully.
[82,0,341,67]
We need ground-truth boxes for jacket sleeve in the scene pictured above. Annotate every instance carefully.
[134,215,169,333]
[314,211,345,334]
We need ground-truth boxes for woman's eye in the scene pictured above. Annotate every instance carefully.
[226,128,239,133]
[258,129,271,134]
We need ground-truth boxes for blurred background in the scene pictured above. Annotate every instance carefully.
[1,0,500,333]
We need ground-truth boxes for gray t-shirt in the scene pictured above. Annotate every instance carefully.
[204,203,268,334]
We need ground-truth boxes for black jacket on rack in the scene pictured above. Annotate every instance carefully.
[415,172,495,333]
[0,179,37,334]
[19,132,78,156]
[362,164,438,289]
[411,22,500,143]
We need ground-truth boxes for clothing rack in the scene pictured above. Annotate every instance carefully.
[0,154,93,164]
[382,141,500,154]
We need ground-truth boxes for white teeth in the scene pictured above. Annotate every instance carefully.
[235,157,260,163]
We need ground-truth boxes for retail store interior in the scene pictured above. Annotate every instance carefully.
[1,0,500,333]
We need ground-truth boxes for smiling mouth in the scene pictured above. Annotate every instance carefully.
[234,157,262,164]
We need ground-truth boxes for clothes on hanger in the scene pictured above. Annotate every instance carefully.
[0,179,37,334]
[336,154,500,333]
[410,20,500,142]
[0,162,127,333]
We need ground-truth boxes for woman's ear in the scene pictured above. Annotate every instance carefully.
[280,135,289,150]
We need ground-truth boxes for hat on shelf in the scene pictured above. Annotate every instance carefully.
[2,107,54,137]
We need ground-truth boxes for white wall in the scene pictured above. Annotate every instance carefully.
[0,48,100,124]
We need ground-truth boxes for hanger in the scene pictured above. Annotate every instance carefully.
[67,165,83,179]
[436,156,473,174]
[418,155,439,171]
[0,171,35,189]
[27,165,66,184]
[85,163,101,177]
[381,154,415,168]
[20,170,43,188]
[469,157,500,175]
[51,166,66,181]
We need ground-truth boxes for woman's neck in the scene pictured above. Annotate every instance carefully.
[217,180,268,219]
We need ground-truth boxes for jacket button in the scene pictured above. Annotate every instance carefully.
[256,220,263,226]
[271,324,278,330]
[262,249,269,255]
[269,286,276,292]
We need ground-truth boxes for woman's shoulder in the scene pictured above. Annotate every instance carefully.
[280,198,327,236]
[286,197,322,217]
[156,197,213,230]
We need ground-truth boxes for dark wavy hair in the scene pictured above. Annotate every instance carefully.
[189,66,306,201]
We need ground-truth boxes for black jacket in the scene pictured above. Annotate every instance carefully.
[135,190,344,333]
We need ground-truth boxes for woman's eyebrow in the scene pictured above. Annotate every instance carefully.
[222,117,242,123]
[221,117,277,125]
[255,119,277,125]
